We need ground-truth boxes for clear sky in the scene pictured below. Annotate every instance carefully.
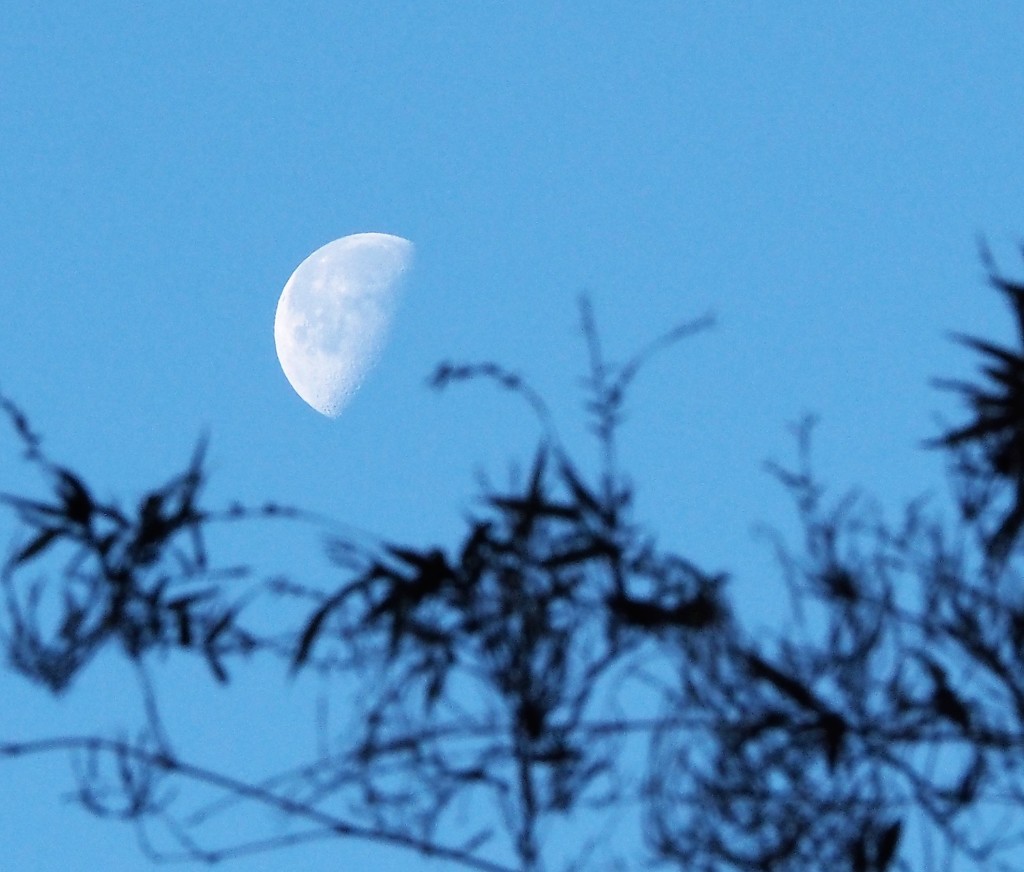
[2,4,1024,870]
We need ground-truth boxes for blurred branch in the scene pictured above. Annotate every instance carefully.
[0,735,519,872]
[9,260,1024,871]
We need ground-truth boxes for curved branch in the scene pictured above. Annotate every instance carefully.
[0,735,519,872]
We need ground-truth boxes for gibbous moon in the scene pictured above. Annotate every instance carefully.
[275,233,414,417]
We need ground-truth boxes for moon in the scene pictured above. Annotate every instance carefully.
[274,233,414,417]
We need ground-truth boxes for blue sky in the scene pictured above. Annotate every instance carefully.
[2,4,1024,870]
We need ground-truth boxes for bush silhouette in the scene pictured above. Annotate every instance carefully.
[5,254,1024,872]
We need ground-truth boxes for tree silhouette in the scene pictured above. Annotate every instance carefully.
[4,250,1024,871]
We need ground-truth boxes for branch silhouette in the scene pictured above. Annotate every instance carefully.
[6,261,1024,871]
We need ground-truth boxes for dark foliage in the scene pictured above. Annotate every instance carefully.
[0,424,258,692]
[929,241,1024,564]
[4,256,1024,872]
